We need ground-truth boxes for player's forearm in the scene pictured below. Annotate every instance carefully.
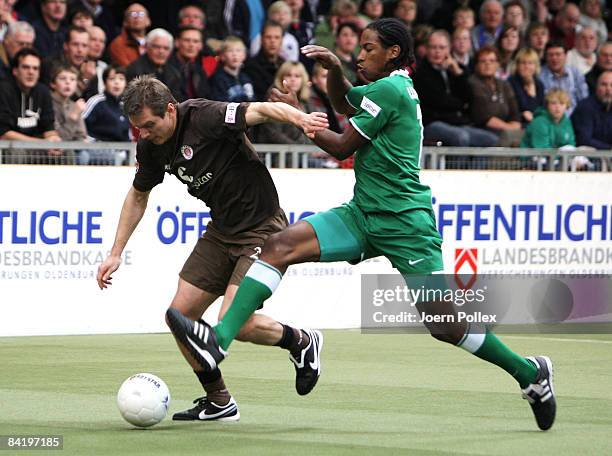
[248,102,306,126]
[312,129,353,161]
[110,186,149,257]
[326,65,354,115]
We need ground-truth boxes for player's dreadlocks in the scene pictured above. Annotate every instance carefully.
[366,18,415,71]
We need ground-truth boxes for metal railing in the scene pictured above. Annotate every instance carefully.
[0,140,610,171]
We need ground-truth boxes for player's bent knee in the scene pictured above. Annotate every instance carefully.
[261,232,296,267]
[430,331,459,345]
[168,301,200,321]
[427,323,465,345]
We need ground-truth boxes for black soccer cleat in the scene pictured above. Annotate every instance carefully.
[521,356,556,431]
[289,329,323,396]
[166,308,227,372]
[173,396,240,422]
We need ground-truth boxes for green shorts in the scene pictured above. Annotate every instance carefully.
[304,201,444,275]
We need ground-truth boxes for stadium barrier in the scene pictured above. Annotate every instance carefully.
[1,140,611,170]
[1,166,610,336]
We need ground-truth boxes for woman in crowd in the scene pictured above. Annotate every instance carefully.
[507,47,545,125]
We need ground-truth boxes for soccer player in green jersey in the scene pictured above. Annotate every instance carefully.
[167,18,557,431]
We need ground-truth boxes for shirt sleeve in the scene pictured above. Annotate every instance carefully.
[345,85,367,110]
[348,80,396,141]
[191,100,249,139]
[38,86,55,134]
[132,142,165,192]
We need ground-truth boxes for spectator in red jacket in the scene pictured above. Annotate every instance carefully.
[108,3,150,67]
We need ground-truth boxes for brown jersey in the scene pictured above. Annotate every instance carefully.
[133,99,280,235]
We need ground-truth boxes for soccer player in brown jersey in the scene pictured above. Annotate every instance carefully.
[96,75,328,422]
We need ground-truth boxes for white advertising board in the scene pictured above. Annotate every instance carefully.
[0,166,610,336]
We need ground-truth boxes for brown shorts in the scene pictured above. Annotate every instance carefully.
[179,209,288,296]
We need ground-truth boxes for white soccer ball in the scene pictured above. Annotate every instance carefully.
[117,373,171,428]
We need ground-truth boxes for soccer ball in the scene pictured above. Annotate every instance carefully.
[116,373,171,428]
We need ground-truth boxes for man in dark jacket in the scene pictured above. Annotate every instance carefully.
[413,30,498,146]
[585,42,612,94]
[126,28,184,101]
[243,21,285,101]
[167,27,210,100]
[0,48,62,164]
[572,71,612,150]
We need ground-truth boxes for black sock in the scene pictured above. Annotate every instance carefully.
[276,324,310,357]
[194,368,230,405]
[194,368,221,389]
[275,324,294,349]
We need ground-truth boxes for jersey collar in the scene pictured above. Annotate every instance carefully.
[390,69,410,78]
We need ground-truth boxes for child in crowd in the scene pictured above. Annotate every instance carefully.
[520,88,575,148]
[453,6,476,31]
[82,65,130,165]
[209,36,255,102]
[49,63,84,164]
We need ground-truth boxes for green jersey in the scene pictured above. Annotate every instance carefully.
[345,69,432,213]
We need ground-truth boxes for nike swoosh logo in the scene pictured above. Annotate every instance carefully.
[309,332,321,371]
[408,259,424,266]
[198,404,237,420]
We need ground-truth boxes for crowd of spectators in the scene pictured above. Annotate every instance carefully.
[0,0,610,167]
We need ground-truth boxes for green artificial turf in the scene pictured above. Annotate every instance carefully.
[1,331,611,455]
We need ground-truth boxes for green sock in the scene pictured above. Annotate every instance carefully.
[458,327,538,388]
[214,260,282,350]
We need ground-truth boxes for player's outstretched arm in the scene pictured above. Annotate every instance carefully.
[301,45,356,116]
[96,186,150,290]
[311,123,368,160]
[245,102,328,135]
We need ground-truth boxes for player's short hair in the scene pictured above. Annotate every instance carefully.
[102,65,127,83]
[220,35,246,53]
[545,88,570,107]
[50,62,79,82]
[122,75,177,118]
[365,17,415,69]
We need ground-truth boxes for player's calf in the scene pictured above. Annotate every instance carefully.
[166,307,227,372]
